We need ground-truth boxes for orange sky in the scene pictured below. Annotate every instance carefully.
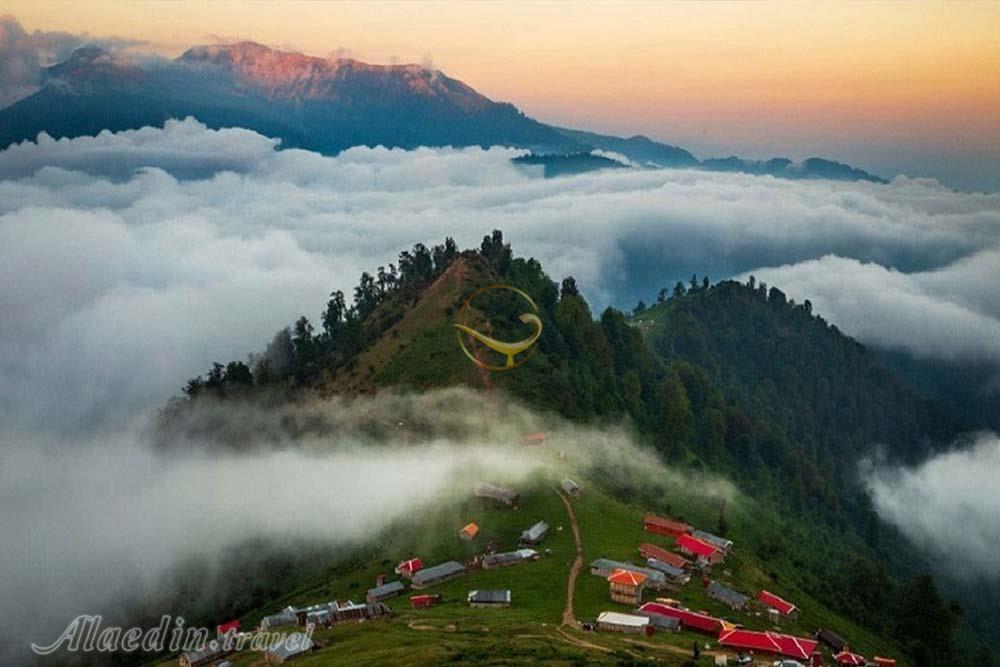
[6,1,1000,188]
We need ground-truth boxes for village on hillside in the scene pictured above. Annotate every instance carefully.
[174,447,900,667]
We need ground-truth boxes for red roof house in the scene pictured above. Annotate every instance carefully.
[639,543,690,569]
[396,557,424,578]
[216,619,240,637]
[835,651,867,666]
[718,629,818,661]
[636,602,722,635]
[644,514,691,537]
[409,594,438,609]
[873,658,896,667]
[676,534,723,563]
[757,589,799,618]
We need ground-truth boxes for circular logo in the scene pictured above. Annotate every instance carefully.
[452,285,543,371]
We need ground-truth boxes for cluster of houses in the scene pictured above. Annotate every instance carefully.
[586,512,897,666]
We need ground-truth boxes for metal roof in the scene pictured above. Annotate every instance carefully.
[266,633,314,660]
[411,560,466,586]
[707,581,749,608]
[520,520,549,542]
[597,611,650,628]
[367,580,405,598]
[691,529,733,550]
[468,589,511,604]
[634,609,682,630]
[561,478,581,492]
[646,558,687,578]
[182,640,228,663]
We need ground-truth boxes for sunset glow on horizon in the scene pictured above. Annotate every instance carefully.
[6,0,999,188]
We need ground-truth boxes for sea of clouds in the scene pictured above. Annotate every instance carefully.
[1,118,999,435]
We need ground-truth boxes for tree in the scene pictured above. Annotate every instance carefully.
[689,273,699,292]
[633,300,647,315]
[660,368,694,458]
[292,316,316,366]
[657,287,668,304]
[702,276,710,291]
[322,290,347,342]
[560,276,579,298]
[673,281,687,299]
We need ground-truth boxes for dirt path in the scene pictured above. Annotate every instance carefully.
[556,488,583,627]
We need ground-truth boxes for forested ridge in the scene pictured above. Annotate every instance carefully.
[166,232,990,665]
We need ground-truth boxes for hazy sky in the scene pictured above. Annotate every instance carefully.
[4,1,1000,188]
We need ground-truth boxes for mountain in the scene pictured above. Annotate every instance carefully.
[0,42,887,183]
[160,232,990,665]
[0,42,579,155]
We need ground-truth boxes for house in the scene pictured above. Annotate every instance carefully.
[482,548,538,569]
[644,513,691,538]
[521,432,547,446]
[589,558,667,590]
[561,477,582,497]
[304,608,332,627]
[259,607,297,630]
[835,651,867,666]
[608,569,648,605]
[409,594,440,609]
[873,658,897,667]
[366,580,405,603]
[459,523,480,541]
[179,640,232,667]
[331,601,392,624]
[717,629,818,661]
[395,557,424,579]
[691,529,733,553]
[596,611,650,634]
[707,581,749,610]
[468,589,511,608]
[264,633,315,664]
[294,602,335,626]
[519,520,549,546]
[216,620,240,639]
[757,590,799,619]
[815,628,846,652]
[646,558,690,584]
[474,482,518,506]
[635,602,723,635]
[676,534,724,564]
[639,543,690,570]
[633,606,681,632]
[411,560,467,589]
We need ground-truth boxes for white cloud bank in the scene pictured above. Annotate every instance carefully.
[1,118,999,435]
[865,432,1000,578]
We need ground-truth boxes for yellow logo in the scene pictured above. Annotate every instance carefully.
[452,285,542,371]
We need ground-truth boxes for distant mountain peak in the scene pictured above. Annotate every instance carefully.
[177,41,479,106]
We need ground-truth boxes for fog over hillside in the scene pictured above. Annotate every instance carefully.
[0,389,736,663]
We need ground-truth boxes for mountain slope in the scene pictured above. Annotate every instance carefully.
[1,42,886,183]
[162,233,989,665]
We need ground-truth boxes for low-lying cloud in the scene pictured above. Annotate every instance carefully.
[2,119,999,436]
[742,252,1000,367]
[864,432,1000,579]
[0,388,735,663]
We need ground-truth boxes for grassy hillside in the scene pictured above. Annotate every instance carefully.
[151,471,902,667]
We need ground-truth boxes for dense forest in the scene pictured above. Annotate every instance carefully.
[166,231,990,666]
